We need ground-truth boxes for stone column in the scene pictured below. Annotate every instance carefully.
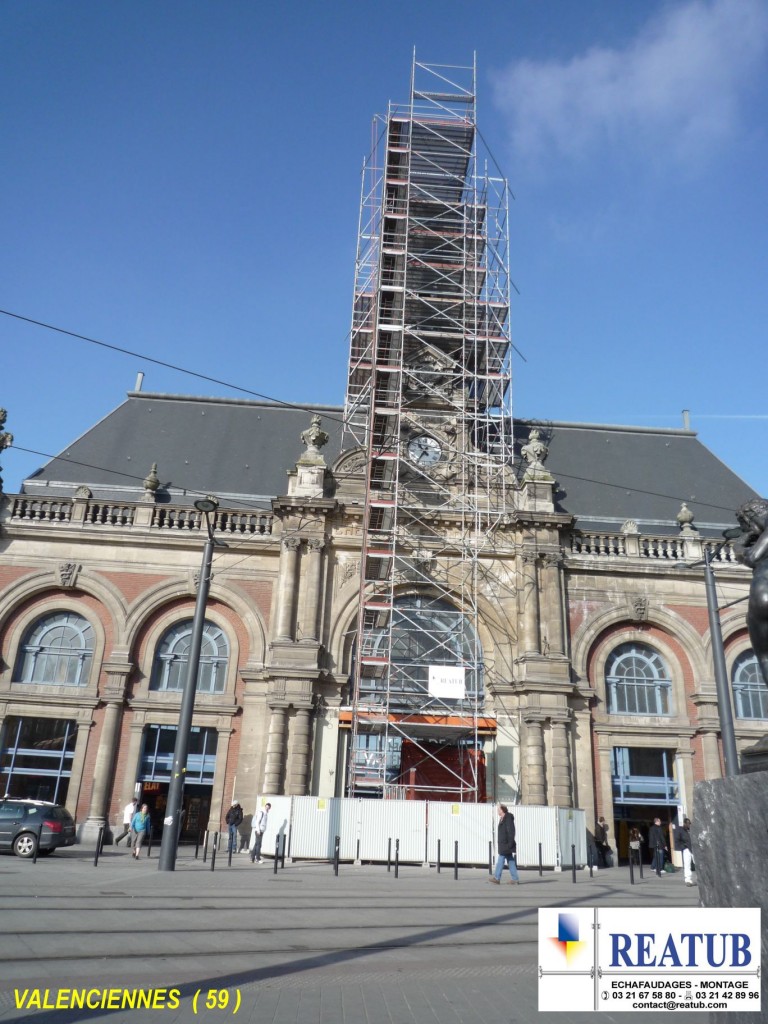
[262,705,288,794]
[550,715,573,807]
[288,707,313,795]
[67,720,91,820]
[539,553,565,656]
[523,714,547,804]
[299,538,325,642]
[81,660,133,841]
[519,553,540,654]
[700,730,723,780]
[275,536,302,640]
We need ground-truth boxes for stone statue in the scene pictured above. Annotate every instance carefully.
[734,497,768,686]
[0,409,13,494]
[300,415,329,459]
[521,427,548,471]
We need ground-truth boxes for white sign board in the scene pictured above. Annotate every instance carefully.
[428,665,465,699]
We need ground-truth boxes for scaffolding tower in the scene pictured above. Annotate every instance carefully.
[342,55,513,800]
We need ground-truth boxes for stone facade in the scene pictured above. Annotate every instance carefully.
[0,408,762,857]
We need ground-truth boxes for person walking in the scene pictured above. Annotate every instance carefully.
[489,804,520,885]
[130,803,152,859]
[114,798,137,847]
[628,827,643,867]
[648,817,667,876]
[250,803,271,864]
[594,816,610,867]
[225,802,243,853]
[674,817,696,886]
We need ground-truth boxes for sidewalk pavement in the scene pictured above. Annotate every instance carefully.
[0,843,709,1024]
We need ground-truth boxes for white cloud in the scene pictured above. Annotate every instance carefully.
[492,0,768,169]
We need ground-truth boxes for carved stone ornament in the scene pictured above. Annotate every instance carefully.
[74,485,92,500]
[0,408,12,494]
[677,502,697,535]
[337,559,360,590]
[58,562,82,588]
[521,428,548,471]
[143,462,160,501]
[299,415,329,464]
[630,595,649,622]
[193,568,214,589]
[620,519,639,535]
[282,535,303,551]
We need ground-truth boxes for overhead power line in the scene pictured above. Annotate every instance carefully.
[0,307,347,425]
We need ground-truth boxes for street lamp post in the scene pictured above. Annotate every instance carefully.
[702,546,740,778]
[158,496,220,872]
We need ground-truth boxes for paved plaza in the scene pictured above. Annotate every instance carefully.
[0,843,710,1024]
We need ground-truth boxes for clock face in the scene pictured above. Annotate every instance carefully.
[408,434,442,467]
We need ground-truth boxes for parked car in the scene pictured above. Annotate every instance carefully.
[0,799,76,857]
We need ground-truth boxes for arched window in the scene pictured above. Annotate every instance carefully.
[14,612,94,686]
[605,642,672,716]
[150,620,229,695]
[361,595,483,711]
[732,651,768,720]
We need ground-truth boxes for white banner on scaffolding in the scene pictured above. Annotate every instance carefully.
[428,665,466,699]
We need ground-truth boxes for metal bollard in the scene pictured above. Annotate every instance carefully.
[210,831,218,871]
[588,845,594,879]
[488,841,493,876]
[629,849,635,885]
[333,835,340,876]
[639,851,644,880]
[94,825,105,867]
[437,839,441,873]
[202,830,209,863]
[454,840,458,880]
[356,838,360,863]
[228,838,233,868]
[194,829,201,860]
[387,837,392,872]
[274,835,279,875]
[146,830,152,859]
[280,833,287,870]
[571,844,577,883]
[538,842,543,876]
[395,838,399,878]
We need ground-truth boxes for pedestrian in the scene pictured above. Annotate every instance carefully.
[489,804,520,885]
[250,802,271,864]
[648,817,667,876]
[594,816,610,867]
[114,798,137,847]
[628,827,643,867]
[674,817,696,886]
[225,802,243,853]
[130,803,152,859]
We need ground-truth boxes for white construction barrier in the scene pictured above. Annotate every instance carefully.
[251,795,586,868]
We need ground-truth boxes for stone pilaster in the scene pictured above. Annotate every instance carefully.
[288,707,313,795]
[80,659,133,842]
[539,552,565,656]
[550,714,572,807]
[263,705,288,794]
[299,538,324,643]
[519,551,540,655]
[523,713,547,804]
[275,536,302,640]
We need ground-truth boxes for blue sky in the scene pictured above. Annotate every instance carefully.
[2,0,766,513]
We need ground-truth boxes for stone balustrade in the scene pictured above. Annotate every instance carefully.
[568,530,738,565]
[7,495,272,537]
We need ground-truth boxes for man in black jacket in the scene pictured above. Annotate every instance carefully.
[674,817,695,886]
[225,802,243,853]
[490,804,520,885]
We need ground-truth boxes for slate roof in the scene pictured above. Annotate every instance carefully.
[22,393,345,510]
[21,393,757,532]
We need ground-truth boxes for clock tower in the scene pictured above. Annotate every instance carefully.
[342,55,514,798]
